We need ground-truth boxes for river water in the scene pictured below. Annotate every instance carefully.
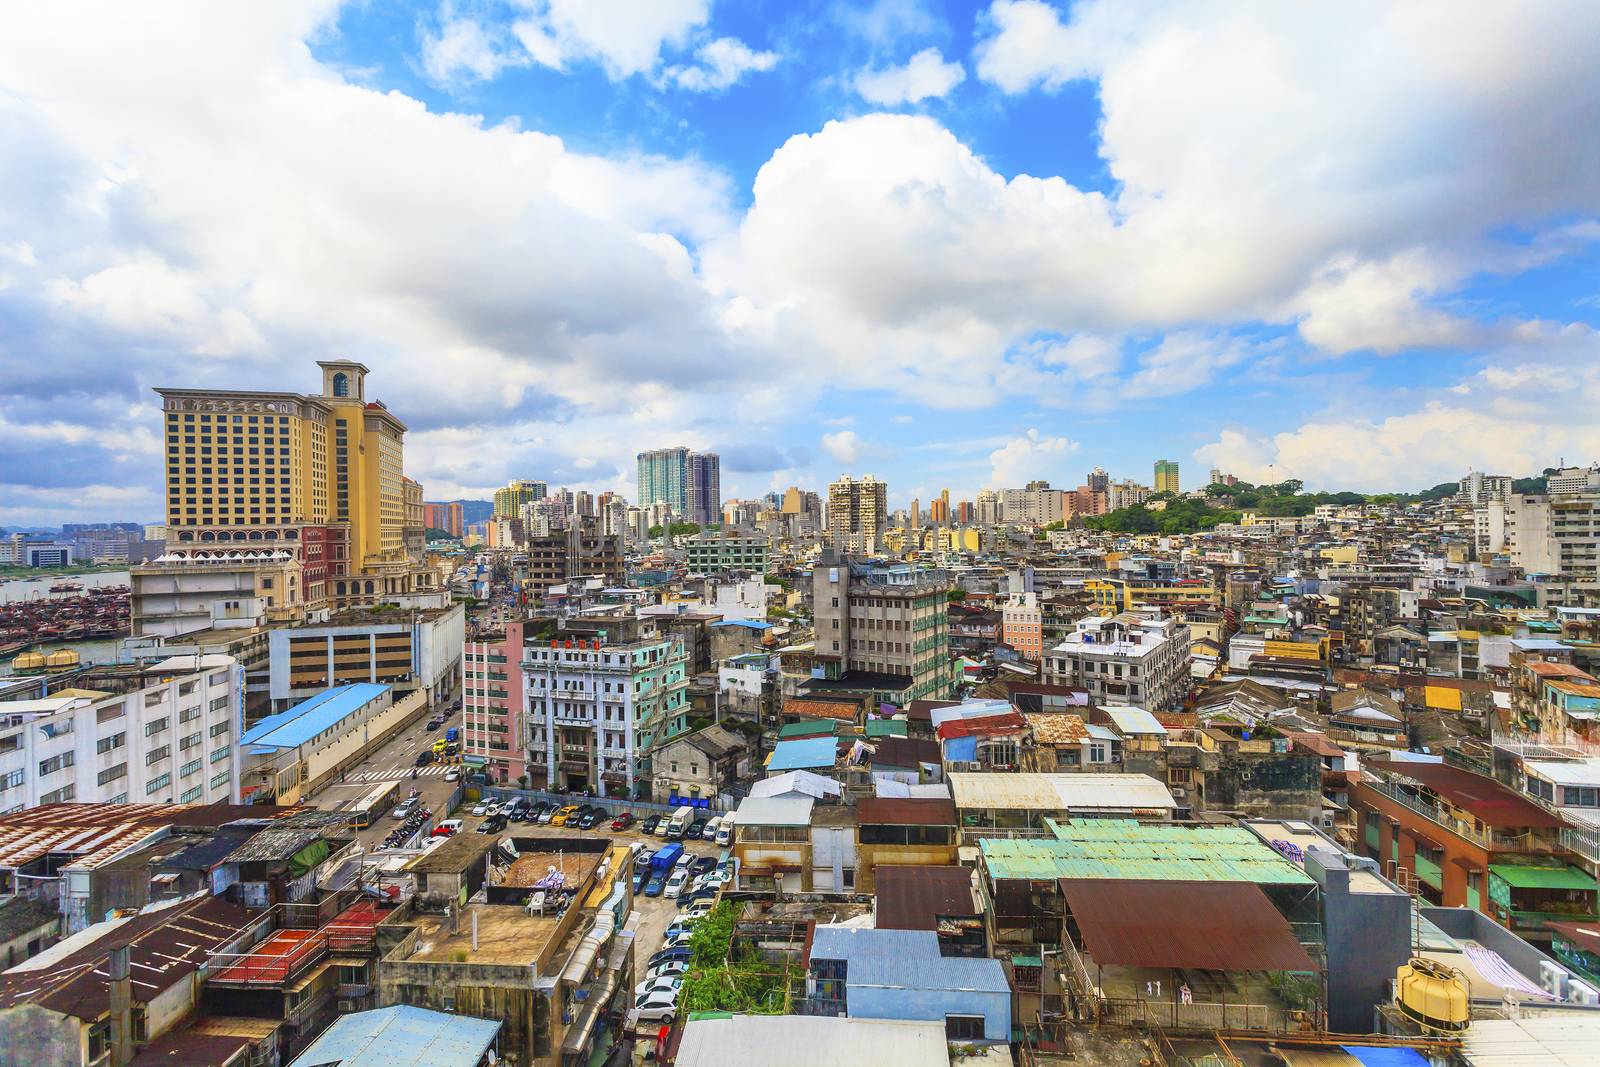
[0,570,132,676]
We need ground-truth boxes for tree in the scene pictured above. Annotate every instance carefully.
[648,522,702,538]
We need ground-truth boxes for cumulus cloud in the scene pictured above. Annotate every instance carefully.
[419,13,525,85]
[854,48,964,105]
[989,428,1079,487]
[821,430,863,463]
[511,0,710,78]
[661,36,779,92]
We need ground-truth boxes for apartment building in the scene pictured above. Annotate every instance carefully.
[810,552,954,705]
[1000,591,1043,662]
[493,479,549,518]
[463,621,527,785]
[1044,611,1192,711]
[637,447,720,524]
[0,655,242,812]
[1154,459,1180,494]
[522,633,689,797]
[684,531,770,574]
[998,482,1065,526]
[826,476,889,553]
[265,603,464,708]
[525,521,624,596]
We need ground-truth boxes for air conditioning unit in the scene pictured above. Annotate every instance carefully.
[1170,787,1187,799]
[1569,979,1599,1006]
[1539,960,1570,999]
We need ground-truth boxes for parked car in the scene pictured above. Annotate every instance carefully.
[635,975,683,1000]
[477,814,508,834]
[632,870,647,893]
[471,801,490,817]
[426,718,442,731]
[537,806,558,825]
[414,750,433,767]
[432,819,463,837]
[444,767,461,781]
[678,900,716,923]
[644,872,668,897]
[576,809,602,830]
[647,945,692,969]
[677,888,719,910]
[664,868,691,899]
[701,816,722,841]
[663,918,700,942]
[646,959,689,982]
[550,804,580,826]
[688,855,717,877]
[686,818,707,839]
[639,814,661,836]
[610,812,635,831]
[632,990,678,1026]
[391,800,417,819]
[634,847,657,872]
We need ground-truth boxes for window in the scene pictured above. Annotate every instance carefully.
[146,772,172,794]
[38,751,75,776]
[1088,742,1107,763]
[180,785,204,803]
[40,785,75,804]
[144,717,169,737]
[945,1015,985,1041]
[1529,777,1555,802]
[181,758,203,778]
[98,763,127,785]
[1564,785,1599,807]
[179,705,201,723]
[97,732,126,754]
[146,745,171,766]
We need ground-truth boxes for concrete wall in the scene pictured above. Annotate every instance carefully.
[1310,851,1411,1033]
[0,1004,81,1067]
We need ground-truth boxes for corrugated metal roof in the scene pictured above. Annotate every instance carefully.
[981,822,1313,885]
[286,1005,501,1067]
[874,865,978,931]
[949,772,1176,813]
[733,796,815,826]
[748,771,842,800]
[1060,878,1319,972]
[676,1015,949,1067]
[855,797,957,826]
[767,736,838,771]
[1024,713,1088,744]
[1460,1015,1600,1066]
[809,926,1009,994]
[240,683,390,750]
[1099,706,1166,735]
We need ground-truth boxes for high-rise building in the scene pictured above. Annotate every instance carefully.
[148,361,439,628]
[976,489,1001,525]
[1087,467,1109,493]
[493,479,548,518]
[445,501,465,538]
[1000,482,1067,525]
[811,550,954,703]
[826,475,889,552]
[637,446,720,524]
[687,450,721,525]
[909,498,921,529]
[1154,459,1181,494]
[402,476,425,558]
[929,494,950,526]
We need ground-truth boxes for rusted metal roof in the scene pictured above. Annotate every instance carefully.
[871,736,941,768]
[0,803,279,873]
[855,797,957,826]
[1024,713,1089,744]
[1059,878,1319,973]
[874,866,977,931]
[1364,759,1566,828]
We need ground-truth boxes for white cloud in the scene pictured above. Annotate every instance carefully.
[1195,331,1600,490]
[821,430,863,463]
[1291,250,1478,355]
[973,0,1087,93]
[661,37,779,92]
[854,47,964,106]
[1122,332,1256,399]
[511,0,710,78]
[420,14,524,85]
[988,428,1079,487]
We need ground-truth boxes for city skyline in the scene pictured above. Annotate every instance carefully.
[4,2,1600,526]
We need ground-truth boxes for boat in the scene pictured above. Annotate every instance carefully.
[49,581,84,593]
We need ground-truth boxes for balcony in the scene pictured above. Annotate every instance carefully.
[1367,778,1560,854]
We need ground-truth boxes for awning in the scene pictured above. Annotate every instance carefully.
[1490,864,1599,891]
[462,755,488,767]
[1545,921,1600,951]
[1059,878,1319,973]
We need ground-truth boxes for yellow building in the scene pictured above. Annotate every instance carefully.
[493,478,547,519]
[1154,459,1180,494]
[1085,576,1218,615]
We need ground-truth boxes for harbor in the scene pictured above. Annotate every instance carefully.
[0,572,131,674]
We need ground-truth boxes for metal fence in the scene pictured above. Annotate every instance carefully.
[1096,997,1292,1032]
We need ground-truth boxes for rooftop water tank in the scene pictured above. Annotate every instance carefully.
[1395,956,1469,1033]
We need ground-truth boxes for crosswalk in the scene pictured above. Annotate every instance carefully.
[348,764,455,783]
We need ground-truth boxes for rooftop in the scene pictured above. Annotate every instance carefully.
[401,903,561,967]
[286,1004,501,1067]
[240,682,391,750]
[948,772,1177,813]
[874,865,979,931]
[767,735,839,772]
[981,821,1313,885]
[809,926,1009,994]
[0,802,287,873]
[675,1015,950,1067]
[1364,758,1566,828]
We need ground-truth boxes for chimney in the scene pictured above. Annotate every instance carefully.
[471,909,479,952]
[108,943,133,1066]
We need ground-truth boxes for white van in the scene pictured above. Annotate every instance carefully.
[701,815,723,841]
[715,812,735,846]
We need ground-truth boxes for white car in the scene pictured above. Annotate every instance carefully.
[678,900,716,923]
[633,990,679,1026]
[444,768,461,781]
[635,975,683,1000]
[471,801,490,817]
[664,869,691,899]
[661,928,694,951]
[701,816,722,841]
[647,960,689,982]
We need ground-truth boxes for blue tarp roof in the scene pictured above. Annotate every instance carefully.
[710,619,774,630]
[767,735,838,772]
[241,683,390,750]
[287,1005,500,1067]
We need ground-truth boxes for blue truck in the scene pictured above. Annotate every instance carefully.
[445,726,459,743]
[651,842,684,873]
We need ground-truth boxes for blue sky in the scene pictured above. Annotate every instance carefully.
[2,0,1600,525]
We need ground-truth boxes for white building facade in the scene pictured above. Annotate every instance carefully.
[0,655,242,813]
[1045,612,1192,712]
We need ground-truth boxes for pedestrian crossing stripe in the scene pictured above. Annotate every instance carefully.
[348,765,452,782]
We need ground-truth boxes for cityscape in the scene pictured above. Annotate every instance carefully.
[2,4,1600,1067]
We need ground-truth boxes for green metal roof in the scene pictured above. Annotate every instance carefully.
[864,720,908,738]
[979,820,1313,885]
[1490,864,1600,891]
[779,720,837,738]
